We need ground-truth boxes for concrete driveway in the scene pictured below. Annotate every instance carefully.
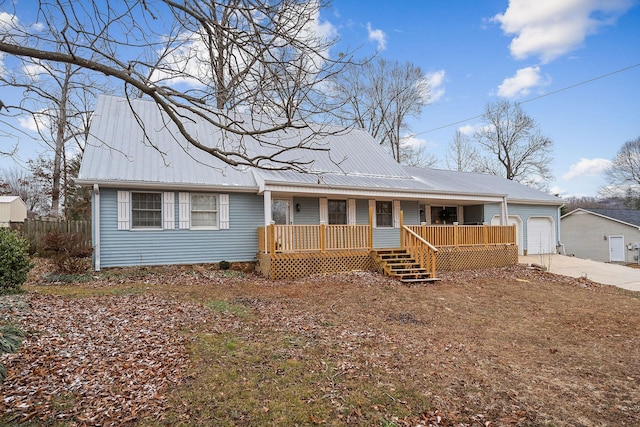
[519,254,640,292]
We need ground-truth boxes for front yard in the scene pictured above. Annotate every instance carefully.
[1,260,639,426]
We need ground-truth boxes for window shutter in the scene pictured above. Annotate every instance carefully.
[117,191,130,230]
[393,200,401,228]
[348,199,356,225]
[219,194,230,229]
[163,192,175,229]
[179,192,190,229]
[424,205,431,225]
[369,200,376,229]
[319,198,328,224]
[457,206,464,225]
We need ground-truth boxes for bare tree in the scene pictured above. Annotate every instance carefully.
[474,100,553,189]
[0,166,49,215]
[0,1,355,171]
[602,136,640,199]
[445,130,479,172]
[332,58,430,163]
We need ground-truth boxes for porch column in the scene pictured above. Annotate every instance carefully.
[263,190,272,254]
[500,196,509,225]
[93,184,101,271]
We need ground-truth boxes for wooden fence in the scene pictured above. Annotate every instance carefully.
[258,224,371,254]
[405,224,516,247]
[10,218,92,254]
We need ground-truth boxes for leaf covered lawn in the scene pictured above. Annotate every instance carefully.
[1,260,639,426]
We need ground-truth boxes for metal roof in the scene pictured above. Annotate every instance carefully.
[78,95,562,206]
[405,167,562,204]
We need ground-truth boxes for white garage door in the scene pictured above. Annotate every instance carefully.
[527,217,555,254]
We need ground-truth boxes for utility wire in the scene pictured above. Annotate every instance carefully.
[416,62,640,135]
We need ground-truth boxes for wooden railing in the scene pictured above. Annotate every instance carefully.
[258,224,371,254]
[401,225,438,278]
[405,224,516,247]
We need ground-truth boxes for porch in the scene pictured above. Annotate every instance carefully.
[256,211,518,280]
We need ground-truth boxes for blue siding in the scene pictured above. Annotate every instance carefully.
[373,229,400,248]
[484,203,559,251]
[99,188,263,267]
[293,197,319,224]
[401,200,419,225]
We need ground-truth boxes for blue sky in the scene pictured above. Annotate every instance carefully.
[1,0,639,199]
[323,0,640,198]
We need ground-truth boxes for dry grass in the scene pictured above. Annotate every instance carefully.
[2,261,639,426]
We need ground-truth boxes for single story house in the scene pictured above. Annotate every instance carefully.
[561,208,640,264]
[0,196,27,227]
[78,95,562,278]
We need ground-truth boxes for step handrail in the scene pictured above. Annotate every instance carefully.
[402,226,439,252]
[402,225,438,279]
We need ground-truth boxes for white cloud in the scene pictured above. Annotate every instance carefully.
[562,158,612,180]
[400,134,425,148]
[366,22,386,51]
[493,0,633,63]
[497,66,549,98]
[458,124,478,135]
[17,115,40,133]
[423,70,446,103]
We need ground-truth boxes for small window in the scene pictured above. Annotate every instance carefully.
[328,200,347,225]
[376,201,393,228]
[191,194,218,228]
[132,192,162,229]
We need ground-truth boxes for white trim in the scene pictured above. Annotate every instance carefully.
[369,200,376,228]
[93,184,100,271]
[163,192,175,229]
[393,200,400,228]
[319,198,328,224]
[219,194,230,229]
[117,190,130,230]
[179,192,190,229]
[348,199,356,225]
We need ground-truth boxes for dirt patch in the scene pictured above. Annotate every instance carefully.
[1,261,638,426]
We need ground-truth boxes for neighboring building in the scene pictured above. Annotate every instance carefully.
[0,196,27,227]
[561,208,640,263]
[78,95,563,271]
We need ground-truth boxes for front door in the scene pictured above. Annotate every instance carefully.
[609,236,625,262]
[272,199,291,225]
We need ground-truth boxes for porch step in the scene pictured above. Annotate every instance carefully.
[373,248,439,284]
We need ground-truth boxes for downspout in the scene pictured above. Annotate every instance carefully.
[93,184,101,271]
[501,196,509,225]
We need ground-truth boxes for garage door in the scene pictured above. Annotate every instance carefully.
[527,217,555,254]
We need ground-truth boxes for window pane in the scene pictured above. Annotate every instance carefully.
[376,201,392,227]
[431,206,457,225]
[131,193,162,228]
[191,194,218,227]
[328,200,347,225]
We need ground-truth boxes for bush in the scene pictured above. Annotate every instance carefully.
[219,260,231,270]
[0,324,25,382]
[44,230,92,274]
[0,228,32,293]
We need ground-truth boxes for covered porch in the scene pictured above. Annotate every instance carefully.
[256,209,518,280]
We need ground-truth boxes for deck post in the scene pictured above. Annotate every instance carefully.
[320,223,326,253]
[453,223,459,247]
[483,224,489,248]
[399,210,404,249]
[268,223,276,254]
[368,206,374,250]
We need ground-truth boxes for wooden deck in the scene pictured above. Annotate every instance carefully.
[256,211,518,279]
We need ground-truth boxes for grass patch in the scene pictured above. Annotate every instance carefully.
[205,300,250,318]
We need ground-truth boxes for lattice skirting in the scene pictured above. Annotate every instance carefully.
[256,251,374,280]
[435,245,518,271]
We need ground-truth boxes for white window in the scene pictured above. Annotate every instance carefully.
[328,200,347,225]
[376,201,393,228]
[191,193,218,228]
[131,192,162,229]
